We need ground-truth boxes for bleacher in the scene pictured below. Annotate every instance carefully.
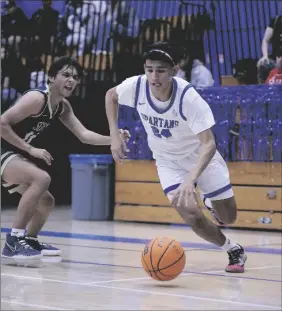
[2,0,280,95]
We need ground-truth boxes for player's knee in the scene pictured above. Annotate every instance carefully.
[33,172,51,191]
[173,200,202,226]
[213,197,237,224]
[41,192,55,211]
[224,207,237,224]
[186,210,203,226]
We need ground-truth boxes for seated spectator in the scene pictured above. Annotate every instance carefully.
[232,58,258,85]
[190,58,214,87]
[25,53,48,89]
[64,0,89,56]
[30,0,59,55]
[1,87,21,113]
[257,9,282,67]
[266,51,282,84]
[1,48,29,93]
[257,58,276,84]
[109,0,139,38]
[1,0,29,56]
[177,54,214,88]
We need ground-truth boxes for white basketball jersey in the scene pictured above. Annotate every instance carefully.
[117,75,215,161]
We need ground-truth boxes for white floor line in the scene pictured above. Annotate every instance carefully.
[245,265,281,270]
[83,264,282,285]
[88,284,281,310]
[84,276,150,284]
[189,264,282,275]
[1,273,280,310]
[1,299,71,310]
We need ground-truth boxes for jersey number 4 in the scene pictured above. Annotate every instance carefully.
[151,126,172,138]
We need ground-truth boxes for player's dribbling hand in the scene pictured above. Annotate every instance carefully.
[174,178,195,208]
[110,132,130,164]
[28,147,54,166]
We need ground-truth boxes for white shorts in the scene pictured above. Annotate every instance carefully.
[156,151,234,203]
[1,150,23,194]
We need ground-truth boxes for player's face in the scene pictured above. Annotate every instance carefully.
[144,60,176,92]
[52,65,80,97]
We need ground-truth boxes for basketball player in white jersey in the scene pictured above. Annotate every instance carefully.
[1,56,129,260]
[105,42,247,273]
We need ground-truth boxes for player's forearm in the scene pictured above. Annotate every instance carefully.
[1,123,31,153]
[189,141,216,182]
[105,89,119,137]
[81,130,111,145]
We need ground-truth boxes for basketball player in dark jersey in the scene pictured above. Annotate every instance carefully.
[1,56,130,260]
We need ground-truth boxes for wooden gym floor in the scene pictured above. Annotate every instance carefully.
[1,207,281,310]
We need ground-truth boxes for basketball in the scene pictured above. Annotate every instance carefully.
[141,237,186,281]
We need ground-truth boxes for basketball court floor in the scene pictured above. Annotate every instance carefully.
[1,207,281,310]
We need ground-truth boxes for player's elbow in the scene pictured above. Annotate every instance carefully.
[78,130,89,144]
[106,87,118,105]
[0,116,11,135]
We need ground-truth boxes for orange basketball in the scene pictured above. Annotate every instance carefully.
[141,237,186,281]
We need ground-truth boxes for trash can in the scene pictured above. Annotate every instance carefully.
[69,154,114,221]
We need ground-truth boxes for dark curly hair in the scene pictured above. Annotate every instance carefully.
[143,42,185,66]
[48,56,83,84]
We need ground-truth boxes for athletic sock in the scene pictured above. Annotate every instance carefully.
[220,237,238,251]
[10,228,25,238]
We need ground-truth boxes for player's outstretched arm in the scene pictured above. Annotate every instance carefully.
[105,87,130,163]
[1,91,53,165]
[59,99,129,146]
[59,99,111,145]
[105,87,120,136]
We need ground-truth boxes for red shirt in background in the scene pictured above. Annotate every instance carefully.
[266,68,282,84]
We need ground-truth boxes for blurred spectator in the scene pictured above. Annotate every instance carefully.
[1,87,21,113]
[83,0,107,53]
[266,52,282,84]
[1,46,21,113]
[257,5,282,67]
[109,0,139,38]
[190,58,214,87]
[64,0,106,55]
[93,0,139,54]
[65,2,87,56]
[257,58,276,84]
[65,0,86,56]
[25,52,48,89]
[177,52,214,87]
[232,58,258,85]
[1,47,29,93]
[30,0,59,54]
[1,0,29,55]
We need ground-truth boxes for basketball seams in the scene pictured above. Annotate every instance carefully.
[149,238,162,281]
[159,251,185,271]
[142,237,186,281]
[156,239,175,271]
[158,252,185,275]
